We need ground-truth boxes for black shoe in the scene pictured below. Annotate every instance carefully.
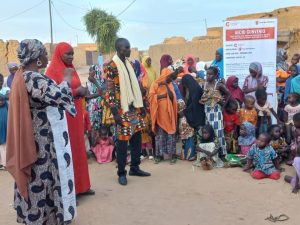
[129,169,151,177]
[118,176,127,186]
[79,189,95,196]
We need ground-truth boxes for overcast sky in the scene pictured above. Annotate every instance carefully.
[0,0,299,50]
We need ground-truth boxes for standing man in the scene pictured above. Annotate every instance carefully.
[4,62,18,88]
[104,38,151,185]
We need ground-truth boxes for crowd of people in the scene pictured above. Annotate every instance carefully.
[0,37,300,224]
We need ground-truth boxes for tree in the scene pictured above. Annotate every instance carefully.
[83,9,121,54]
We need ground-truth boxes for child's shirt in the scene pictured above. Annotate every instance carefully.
[223,111,239,133]
[239,108,257,126]
[247,144,278,175]
[270,137,287,151]
[255,101,272,117]
[284,104,300,125]
[291,157,300,189]
[198,142,224,168]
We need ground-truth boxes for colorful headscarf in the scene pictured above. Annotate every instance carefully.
[238,122,256,146]
[160,54,172,72]
[17,39,46,66]
[211,48,224,79]
[141,55,157,89]
[249,62,263,76]
[276,48,288,71]
[226,76,245,103]
[184,54,196,74]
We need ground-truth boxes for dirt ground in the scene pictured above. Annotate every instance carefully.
[1,159,300,225]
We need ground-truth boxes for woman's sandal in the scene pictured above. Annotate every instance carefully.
[170,158,177,165]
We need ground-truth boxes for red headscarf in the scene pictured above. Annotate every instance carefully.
[46,42,79,90]
[226,76,245,103]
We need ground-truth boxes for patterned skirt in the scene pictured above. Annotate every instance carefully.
[155,126,176,157]
[204,104,227,156]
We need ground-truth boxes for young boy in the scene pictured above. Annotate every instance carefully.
[244,133,280,180]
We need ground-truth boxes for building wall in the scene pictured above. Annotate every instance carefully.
[148,37,222,73]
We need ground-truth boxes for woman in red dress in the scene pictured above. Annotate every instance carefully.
[46,42,95,196]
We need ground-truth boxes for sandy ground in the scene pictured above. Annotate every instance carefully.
[1,158,300,225]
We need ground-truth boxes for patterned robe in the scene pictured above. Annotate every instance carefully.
[104,61,145,141]
[14,71,76,225]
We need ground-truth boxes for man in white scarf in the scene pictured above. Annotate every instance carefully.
[105,38,151,186]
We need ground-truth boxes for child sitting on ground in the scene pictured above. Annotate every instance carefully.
[284,145,300,193]
[287,112,300,165]
[244,133,280,180]
[0,95,8,170]
[269,125,289,164]
[284,93,300,144]
[239,95,257,127]
[255,88,281,135]
[223,99,239,153]
[238,122,256,156]
[194,125,224,169]
[92,126,114,164]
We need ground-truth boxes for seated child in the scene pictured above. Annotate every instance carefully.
[288,112,300,165]
[284,145,300,194]
[239,95,257,126]
[92,126,114,164]
[0,95,8,170]
[238,122,256,155]
[194,125,224,169]
[269,125,289,164]
[223,99,239,153]
[255,88,281,135]
[284,93,300,144]
[244,133,280,180]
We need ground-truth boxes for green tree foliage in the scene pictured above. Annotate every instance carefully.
[83,9,121,54]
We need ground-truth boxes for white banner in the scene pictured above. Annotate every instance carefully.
[223,19,278,114]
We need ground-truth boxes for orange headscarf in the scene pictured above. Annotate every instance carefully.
[6,69,37,200]
[149,68,177,134]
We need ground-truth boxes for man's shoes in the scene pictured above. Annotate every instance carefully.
[118,176,127,186]
[129,169,151,177]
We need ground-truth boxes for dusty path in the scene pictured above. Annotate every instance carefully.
[1,160,299,225]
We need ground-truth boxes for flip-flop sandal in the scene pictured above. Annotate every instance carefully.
[265,214,289,222]
[170,158,177,165]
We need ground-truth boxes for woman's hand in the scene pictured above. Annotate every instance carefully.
[76,86,88,97]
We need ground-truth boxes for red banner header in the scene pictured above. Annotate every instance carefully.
[226,27,275,41]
